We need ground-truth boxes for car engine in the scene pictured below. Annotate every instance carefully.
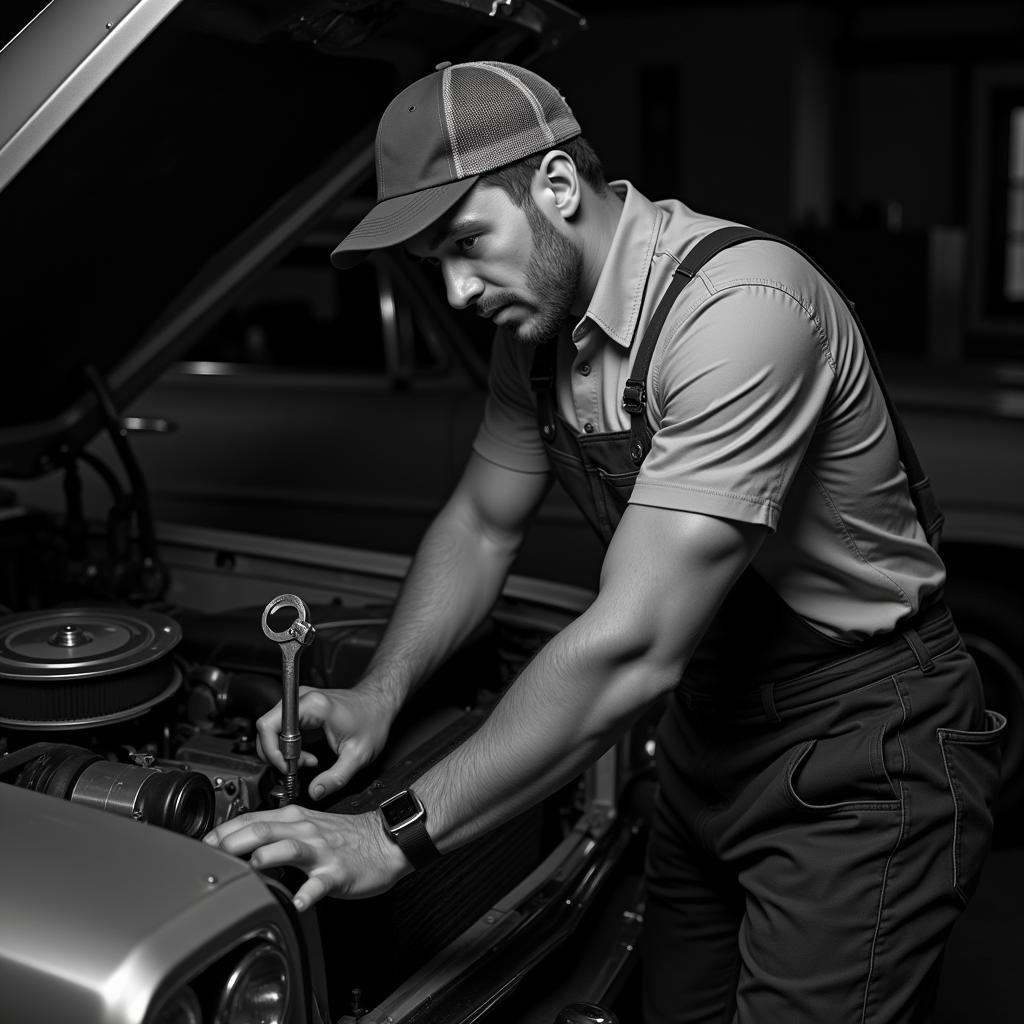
[0,599,289,836]
[0,508,601,1017]
[0,586,511,824]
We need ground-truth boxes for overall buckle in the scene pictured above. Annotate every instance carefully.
[530,368,553,392]
[622,378,647,415]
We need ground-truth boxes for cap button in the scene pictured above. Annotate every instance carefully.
[435,61,452,71]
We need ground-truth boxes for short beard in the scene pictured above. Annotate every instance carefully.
[495,201,582,348]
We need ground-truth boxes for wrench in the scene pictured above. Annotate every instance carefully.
[261,593,316,805]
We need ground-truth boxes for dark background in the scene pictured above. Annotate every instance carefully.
[2,3,1021,1019]
[531,0,1023,366]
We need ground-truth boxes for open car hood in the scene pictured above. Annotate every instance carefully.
[0,0,584,477]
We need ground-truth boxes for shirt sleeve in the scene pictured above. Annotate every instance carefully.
[471,330,552,474]
[629,280,836,530]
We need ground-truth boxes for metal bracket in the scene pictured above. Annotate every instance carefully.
[489,0,522,17]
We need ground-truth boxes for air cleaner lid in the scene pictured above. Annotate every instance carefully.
[0,605,181,728]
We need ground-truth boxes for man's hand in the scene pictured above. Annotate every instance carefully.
[256,685,394,800]
[202,803,409,910]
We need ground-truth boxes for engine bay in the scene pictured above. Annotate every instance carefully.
[0,504,612,1016]
[0,599,387,838]
[0,594,499,828]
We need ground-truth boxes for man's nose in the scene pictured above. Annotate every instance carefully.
[442,263,483,309]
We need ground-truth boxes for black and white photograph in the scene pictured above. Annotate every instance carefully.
[1,2,1022,1022]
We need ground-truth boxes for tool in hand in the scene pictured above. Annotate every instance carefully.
[260,593,316,805]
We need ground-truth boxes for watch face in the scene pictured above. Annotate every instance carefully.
[379,790,422,831]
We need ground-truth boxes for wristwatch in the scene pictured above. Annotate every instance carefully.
[378,788,441,870]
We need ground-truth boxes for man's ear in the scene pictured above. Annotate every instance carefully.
[535,150,580,221]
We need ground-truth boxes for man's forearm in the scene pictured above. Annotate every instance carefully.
[406,505,767,854]
[410,592,677,850]
[202,506,764,910]
[358,493,522,715]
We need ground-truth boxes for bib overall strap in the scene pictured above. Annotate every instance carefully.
[530,340,557,443]
[623,226,766,465]
[620,225,945,549]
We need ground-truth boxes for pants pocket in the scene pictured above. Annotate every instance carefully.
[785,723,902,813]
[937,709,1006,904]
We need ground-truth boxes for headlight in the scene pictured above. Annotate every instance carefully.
[153,986,202,1024]
[214,943,290,1024]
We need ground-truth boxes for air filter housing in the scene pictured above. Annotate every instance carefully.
[0,607,181,729]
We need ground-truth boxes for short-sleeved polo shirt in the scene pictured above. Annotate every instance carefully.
[473,181,945,641]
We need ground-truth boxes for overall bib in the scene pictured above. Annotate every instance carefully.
[529,228,1005,1023]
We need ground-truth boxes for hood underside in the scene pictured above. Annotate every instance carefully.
[0,0,583,475]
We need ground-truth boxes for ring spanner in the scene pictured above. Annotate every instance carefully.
[261,593,316,805]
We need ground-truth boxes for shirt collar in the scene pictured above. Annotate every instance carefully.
[572,180,663,350]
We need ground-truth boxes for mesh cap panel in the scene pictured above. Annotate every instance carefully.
[331,60,582,266]
[446,63,580,178]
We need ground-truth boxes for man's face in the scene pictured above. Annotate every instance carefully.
[406,183,582,347]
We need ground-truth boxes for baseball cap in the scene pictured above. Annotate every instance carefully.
[330,60,582,268]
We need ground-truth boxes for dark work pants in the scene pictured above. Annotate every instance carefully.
[642,607,1005,1023]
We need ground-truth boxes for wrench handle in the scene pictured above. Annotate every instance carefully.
[261,594,316,805]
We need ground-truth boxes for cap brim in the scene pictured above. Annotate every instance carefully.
[330,176,480,269]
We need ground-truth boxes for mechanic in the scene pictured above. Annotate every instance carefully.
[205,60,1005,1022]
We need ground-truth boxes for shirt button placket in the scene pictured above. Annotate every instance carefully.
[573,350,598,434]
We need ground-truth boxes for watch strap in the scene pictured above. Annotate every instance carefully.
[379,789,442,870]
[393,813,441,870]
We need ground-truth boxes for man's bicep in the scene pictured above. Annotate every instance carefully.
[596,503,767,671]
[452,451,552,543]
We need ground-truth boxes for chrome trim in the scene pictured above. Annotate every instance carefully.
[362,808,621,1024]
[0,784,292,1024]
[0,0,183,190]
[212,941,290,1024]
[146,926,290,1024]
[152,520,596,615]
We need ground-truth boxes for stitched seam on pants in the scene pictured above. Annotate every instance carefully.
[860,676,910,1024]
[936,731,971,905]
